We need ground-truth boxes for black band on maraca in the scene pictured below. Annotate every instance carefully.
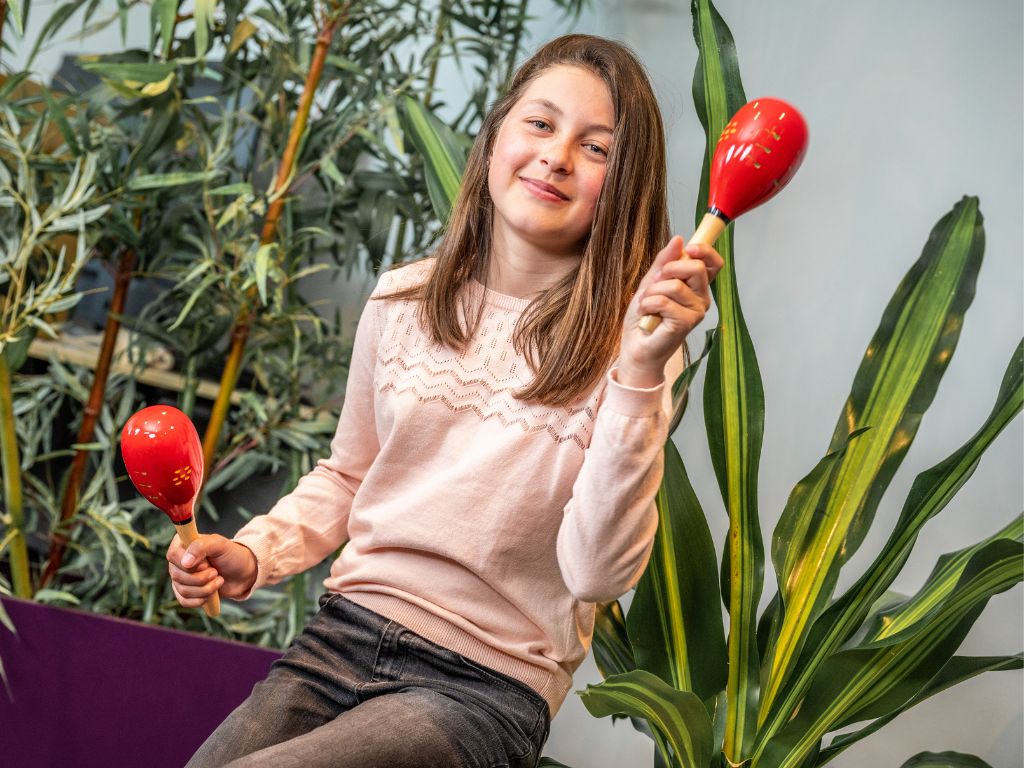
[172,517,194,526]
[707,205,732,225]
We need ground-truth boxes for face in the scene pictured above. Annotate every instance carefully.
[487,64,615,257]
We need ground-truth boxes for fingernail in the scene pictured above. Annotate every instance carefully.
[181,553,195,568]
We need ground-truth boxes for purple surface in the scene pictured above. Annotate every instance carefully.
[0,596,282,767]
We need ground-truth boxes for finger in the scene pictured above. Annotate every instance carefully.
[638,235,685,292]
[169,562,220,587]
[638,292,707,330]
[642,279,708,317]
[657,259,710,296]
[172,579,222,608]
[180,534,229,569]
[683,242,725,278]
[175,575,225,601]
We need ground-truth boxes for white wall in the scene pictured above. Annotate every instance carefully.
[7,1,1021,765]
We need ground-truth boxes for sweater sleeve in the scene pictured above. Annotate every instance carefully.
[555,346,686,603]
[231,280,383,597]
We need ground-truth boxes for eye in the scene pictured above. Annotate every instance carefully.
[528,119,551,131]
[585,143,608,157]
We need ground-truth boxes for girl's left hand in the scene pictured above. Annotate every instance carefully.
[617,235,724,388]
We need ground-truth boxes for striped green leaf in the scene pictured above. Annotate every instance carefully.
[398,95,467,223]
[691,0,763,760]
[863,514,1023,644]
[818,653,1022,762]
[759,197,985,724]
[897,751,995,768]
[628,439,727,704]
[754,337,1021,753]
[592,600,635,679]
[668,328,715,437]
[757,537,1022,768]
[579,669,714,768]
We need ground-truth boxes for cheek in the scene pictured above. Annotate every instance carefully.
[575,168,608,221]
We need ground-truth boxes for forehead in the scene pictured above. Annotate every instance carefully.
[514,64,614,126]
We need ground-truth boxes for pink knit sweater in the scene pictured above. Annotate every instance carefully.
[233,258,683,717]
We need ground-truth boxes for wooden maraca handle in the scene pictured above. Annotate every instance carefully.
[174,516,221,618]
[638,211,728,334]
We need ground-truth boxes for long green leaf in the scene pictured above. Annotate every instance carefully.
[862,514,1023,644]
[79,59,176,83]
[398,95,467,222]
[668,328,715,437]
[690,0,762,760]
[817,653,1022,762]
[579,669,714,768]
[757,537,1022,768]
[592,599,635,678]
[754,338,1021,752]
[6,0,24,35]
[194,0,214,60]
[126,170,219,191]
[627,439,727,703]
[26,0,80,70]
[760,197,985,724]
[154,0,179,56]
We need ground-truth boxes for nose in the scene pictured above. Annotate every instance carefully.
[540,138,572,174]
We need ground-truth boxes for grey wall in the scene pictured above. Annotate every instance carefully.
[8,0,1021,764]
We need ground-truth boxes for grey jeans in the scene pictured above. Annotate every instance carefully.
[186,592,551,768]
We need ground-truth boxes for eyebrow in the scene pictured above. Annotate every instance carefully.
[520,98,614,135]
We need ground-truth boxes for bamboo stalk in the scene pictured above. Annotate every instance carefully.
[200,7,344,480]
[41,245,136,587]
[0,353,32,598]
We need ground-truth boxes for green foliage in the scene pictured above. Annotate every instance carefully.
[0,0,587,643]
[570,2,1023,768]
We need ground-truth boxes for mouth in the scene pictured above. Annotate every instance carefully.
[520,177,570,202]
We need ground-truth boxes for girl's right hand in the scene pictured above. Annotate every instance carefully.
[167,534,258,608]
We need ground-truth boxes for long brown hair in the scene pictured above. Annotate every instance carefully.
[379,34,674,406]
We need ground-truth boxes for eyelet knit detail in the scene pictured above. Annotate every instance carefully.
[374,261,601,449]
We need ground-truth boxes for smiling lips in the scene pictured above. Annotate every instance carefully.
[520,177,569,202]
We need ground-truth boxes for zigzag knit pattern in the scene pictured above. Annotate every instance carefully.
[373,264,601,449]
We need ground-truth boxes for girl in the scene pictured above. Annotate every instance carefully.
[170,33,723,768]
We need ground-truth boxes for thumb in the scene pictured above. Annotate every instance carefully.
[639,235,685,292]
[180,534,226,568]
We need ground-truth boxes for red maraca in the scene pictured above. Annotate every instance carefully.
[639,96,808,333]
[121,405,220,617]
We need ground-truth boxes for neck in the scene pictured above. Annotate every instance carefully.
[486,225,582,300]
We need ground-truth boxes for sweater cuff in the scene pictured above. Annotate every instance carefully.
[604,365,666,418]
[231,532,273,599]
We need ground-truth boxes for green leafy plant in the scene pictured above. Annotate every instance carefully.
[1,0,587,648]
[400,2,1021,766]
[0,96,108,599]
[565,3,1023,767]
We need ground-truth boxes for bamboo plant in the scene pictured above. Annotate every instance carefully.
[0,97,108,598]
[1,0,586,645]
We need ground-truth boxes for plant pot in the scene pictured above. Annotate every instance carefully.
[0,596,281,766]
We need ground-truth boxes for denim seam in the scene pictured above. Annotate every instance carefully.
[370,620,394,682]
